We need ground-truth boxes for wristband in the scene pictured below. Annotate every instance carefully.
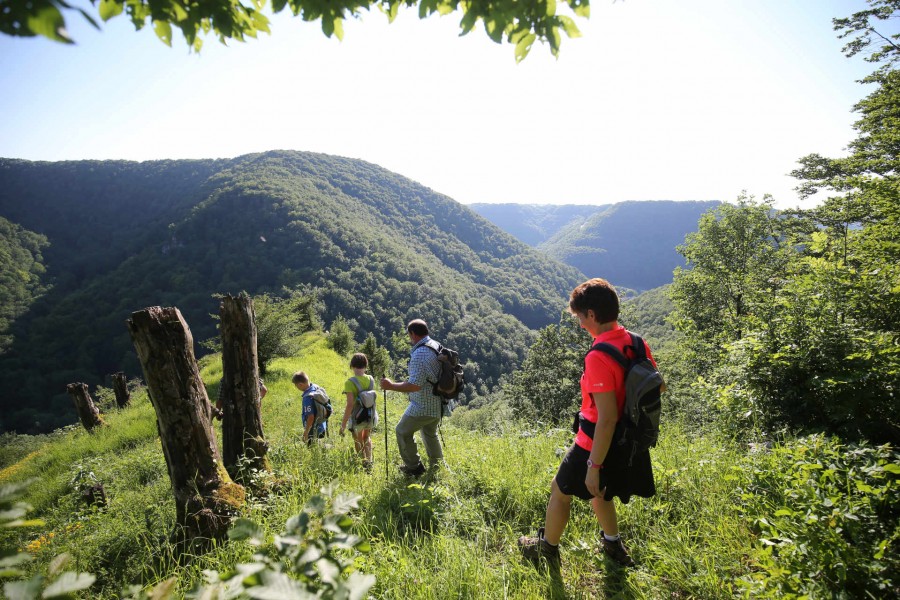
[586,459,602,469]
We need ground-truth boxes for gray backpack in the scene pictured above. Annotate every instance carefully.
[308,388,333,428]
[352,375,377,409]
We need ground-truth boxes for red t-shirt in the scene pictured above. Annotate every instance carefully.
[574,325,657,452]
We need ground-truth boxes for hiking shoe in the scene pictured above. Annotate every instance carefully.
[518,527,561,570]
[399,461,426,478]
[601,534,635,567]
[362,460,373,473]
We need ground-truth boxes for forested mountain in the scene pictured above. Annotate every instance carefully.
[470,200,720,291]
[0,151,583,434]
[467,203,605,245]
[0,217,49,355]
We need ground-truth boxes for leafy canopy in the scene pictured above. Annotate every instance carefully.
[0,0,590,61]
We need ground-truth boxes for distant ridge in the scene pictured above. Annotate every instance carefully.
[467,203,606,246]
[470,200,720,291]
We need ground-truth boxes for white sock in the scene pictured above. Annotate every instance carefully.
[603,532,620,542]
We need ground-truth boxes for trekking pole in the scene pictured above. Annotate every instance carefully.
[383,389,389,479]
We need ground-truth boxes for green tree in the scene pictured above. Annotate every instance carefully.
[255,290,322,373]
[328,315,355,357]
[504,311,589,425]
[359,333,391,379]
[669,194,790,367]
[1,0,589,61]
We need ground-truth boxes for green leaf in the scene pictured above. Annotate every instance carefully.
[26,4,72,43]
[557,15,581,38]
[774,509,793,517]
[514,32,536,63]
[882,463,900,474]
[545,0,557,17]
[47,553,70,577]
[98,0,123,22]
[153,20,173,47]
[251,570,307,599]
[4,574,44,600]
[41,572,95,598]
[332,16,344,41]
[343,572,376,600]
[148,577,177,600]
[332,492,361,515]
[229,518,265,543]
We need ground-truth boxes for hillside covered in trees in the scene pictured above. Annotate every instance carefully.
[0,151,584,433]
[470,200,720,291]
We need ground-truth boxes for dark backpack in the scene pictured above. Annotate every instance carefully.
[423,339,465,403]
[586,333,664,462]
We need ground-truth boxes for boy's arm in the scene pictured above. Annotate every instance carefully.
[302,409,314,441]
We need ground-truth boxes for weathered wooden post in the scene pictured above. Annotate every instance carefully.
[112,372,130,408]
[66,382,104,432]
[127,306,244,541]
[219,293,271,481]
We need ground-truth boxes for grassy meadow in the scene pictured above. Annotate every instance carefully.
[1,333,896,598]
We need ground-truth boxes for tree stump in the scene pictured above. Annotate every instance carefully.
[112,372,130,408]
[66,382,104,432]
[127,306,244,541]
[220,293,271,482]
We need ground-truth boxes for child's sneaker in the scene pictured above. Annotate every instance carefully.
[600,534,635,567]
[518,527,561,570]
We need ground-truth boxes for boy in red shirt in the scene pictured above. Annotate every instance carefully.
[519,278,660,570]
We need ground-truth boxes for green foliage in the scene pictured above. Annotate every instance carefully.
[503,311,589,426]
[254,288,322,374]
[327,316,355,357]
[0,218,49,357]
[833,0,900,69]
[1,479,97,599]
[0,151,581,434]
[670,194,790,355]
[192,484,374,599]
[618,284,677,353]
[737,435,900,597]
[0,0,589,60]
[358,333,391,380]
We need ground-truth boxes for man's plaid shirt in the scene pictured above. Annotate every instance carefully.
[404,336,443,418]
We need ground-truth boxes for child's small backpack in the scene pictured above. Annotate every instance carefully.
[308,388,333,430]
[423,340,465,403]
[589,332,664,464]
[351,376,377,423]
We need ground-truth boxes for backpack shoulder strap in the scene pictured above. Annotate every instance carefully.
[350,377,362,394]
[628,332,647,362]
[588,342,629,370]
[367,375,375,391]
[423,339,442,355]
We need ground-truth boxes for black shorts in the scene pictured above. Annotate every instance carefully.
[555,441,656,503]
[555,444,606,501]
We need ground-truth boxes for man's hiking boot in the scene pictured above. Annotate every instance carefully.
[399,461,426,478]
[600,534,635,568]
[518,527,561,570]
[362,460,373,473]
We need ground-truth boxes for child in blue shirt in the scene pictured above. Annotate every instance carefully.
[292,371,328,444]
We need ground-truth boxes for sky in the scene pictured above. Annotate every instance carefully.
[0,0,882,208]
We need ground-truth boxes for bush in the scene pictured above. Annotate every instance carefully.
[737,435,900,597]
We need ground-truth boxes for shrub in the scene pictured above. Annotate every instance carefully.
[737,435,900,597]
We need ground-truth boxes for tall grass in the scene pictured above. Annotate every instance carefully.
[1,333,896,598]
